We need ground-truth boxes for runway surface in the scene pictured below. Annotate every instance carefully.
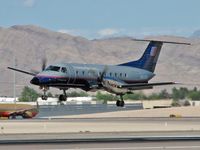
[5,116,200,123]
[37,103,143,118]
[0,117,200,149]
[1,139,200,150]
[1,117,200,134]
[1,105,200,149]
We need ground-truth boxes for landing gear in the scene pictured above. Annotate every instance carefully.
[116,100,124,107]
[40,86,49,100]
[58,89,67,102]
[41,95,48,100]
[59,94,67,101]
[116,95,125,107]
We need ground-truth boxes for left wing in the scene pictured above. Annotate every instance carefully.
[117,82,176,89]
[8,67,36,76]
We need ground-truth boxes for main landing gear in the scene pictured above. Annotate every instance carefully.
[116,95,125,107]
[58,89,67,102]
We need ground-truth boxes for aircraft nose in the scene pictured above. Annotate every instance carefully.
[30,77,40,85]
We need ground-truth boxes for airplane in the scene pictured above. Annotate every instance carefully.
[0,102,39,119]
[8,39,190,107]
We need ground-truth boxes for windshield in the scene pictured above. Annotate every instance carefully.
[45,65,60,72]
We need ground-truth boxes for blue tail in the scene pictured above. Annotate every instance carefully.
[118,41,163,72]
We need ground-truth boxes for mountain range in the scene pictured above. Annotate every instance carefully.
[0,25,200,96]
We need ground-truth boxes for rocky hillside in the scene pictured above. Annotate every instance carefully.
[0,25,199,96]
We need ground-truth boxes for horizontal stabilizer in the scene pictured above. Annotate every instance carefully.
[132,39,191,45]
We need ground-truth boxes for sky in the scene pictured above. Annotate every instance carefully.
[1,0,200,39]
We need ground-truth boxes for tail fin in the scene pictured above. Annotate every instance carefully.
[119,40,190,73]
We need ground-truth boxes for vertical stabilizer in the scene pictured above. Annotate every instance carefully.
[119,40,190,72]
[119,41,163,72]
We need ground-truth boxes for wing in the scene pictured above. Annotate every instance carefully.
[8,67,36,76]
[118,82,176,89]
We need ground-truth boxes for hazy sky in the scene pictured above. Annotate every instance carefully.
[1,0,200,39]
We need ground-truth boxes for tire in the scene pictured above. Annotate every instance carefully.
[116,100,120,107]
[119,100,125,107]
[59,95,67,101]
[41,95,48,100]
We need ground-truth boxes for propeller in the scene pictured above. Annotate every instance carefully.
[8,57,48,77]
[89,66,108,88]
[31,58,47,74]
[97,66,108,83]
[42,58,47,71]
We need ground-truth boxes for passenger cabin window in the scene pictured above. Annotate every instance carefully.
[61,67,67,73]
[125,73,127,77]
[45,66,60,72]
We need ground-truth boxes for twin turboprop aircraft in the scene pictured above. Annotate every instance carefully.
[8,39,190,107]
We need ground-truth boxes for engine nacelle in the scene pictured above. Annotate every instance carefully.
[102,78,130,95]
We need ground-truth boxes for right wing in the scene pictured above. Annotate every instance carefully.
[118,82,176,90]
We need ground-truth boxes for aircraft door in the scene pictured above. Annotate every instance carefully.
[67,64,76,84]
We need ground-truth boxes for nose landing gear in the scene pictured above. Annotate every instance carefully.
[40,86,49,100]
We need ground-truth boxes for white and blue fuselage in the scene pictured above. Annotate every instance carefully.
[31,63,154,92]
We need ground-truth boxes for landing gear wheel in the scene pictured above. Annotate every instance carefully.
[119,100,124,107]
[58,89,68,102]
[41,95,48,100]
[116,95,125,107]
[59,94,67,101]
[116,100,124,107]
[116,100,120,107]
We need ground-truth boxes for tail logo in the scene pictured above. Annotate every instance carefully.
[150,47,157,57]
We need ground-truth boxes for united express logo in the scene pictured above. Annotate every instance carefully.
[150,46,157,56]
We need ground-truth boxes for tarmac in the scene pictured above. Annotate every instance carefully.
[37,103,143,118]
[1,137,200,150]
[0,106,200,149]
[54,106,200,118]
[0,106,200,134]
[0,117,200,134]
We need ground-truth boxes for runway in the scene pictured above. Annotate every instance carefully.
[37,103,143,118]
[1,106,200,149]
[0,117,200,149]
[0,135,200,150]
[1,117,200,134]
[1,141,200,150]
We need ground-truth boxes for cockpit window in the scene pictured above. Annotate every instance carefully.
[61,67,67,73]
[45,66,60,72]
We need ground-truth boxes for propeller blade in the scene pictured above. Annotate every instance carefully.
[42,58,47,71]
[88,66,108,86]
[98,66,108,82]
